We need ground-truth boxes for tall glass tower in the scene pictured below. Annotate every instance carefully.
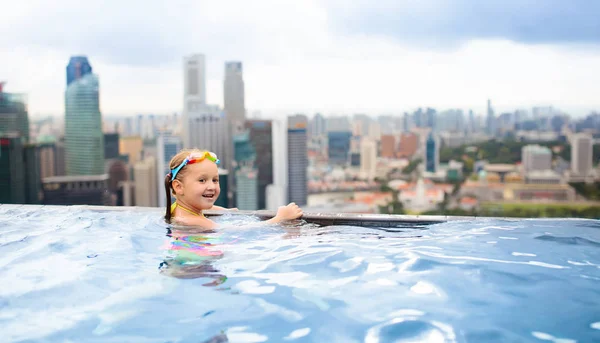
[65,57,104,175]
[0,90,29,143]
[66,56,93,86]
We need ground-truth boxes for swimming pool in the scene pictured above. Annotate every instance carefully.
[0,205,599,342]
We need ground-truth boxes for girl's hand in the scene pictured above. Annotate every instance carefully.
[275,202,303,221]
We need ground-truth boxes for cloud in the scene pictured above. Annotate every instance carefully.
[326,0,600,47]
[1,0,599,116]
[0,0,328,69]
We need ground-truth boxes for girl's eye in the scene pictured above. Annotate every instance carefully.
[199,179,206,183]
[213,179,219,183]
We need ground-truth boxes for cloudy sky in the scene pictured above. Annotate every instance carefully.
[1,0,599,118]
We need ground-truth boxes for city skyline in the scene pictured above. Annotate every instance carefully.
[2,1,600,118]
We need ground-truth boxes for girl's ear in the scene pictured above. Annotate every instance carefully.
[172,179,184,195]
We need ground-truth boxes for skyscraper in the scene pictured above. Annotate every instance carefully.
[380,135,396,158]
[64,56,104,175]
[183,54,206,108]
[571,133,593,176]
[0,85,29,143]
[267,119,288,210]
[425,133,439,173]
[156,134,182,207]
[234,129,258,210]
[224,62,245,123]
[486,99,495,135]
[38,142,57,179]
[287,115,308,206]
[360,138,377,180]
[184,105,229,168]
[66,56,92,86]
[104,133,120,159]
[309,113,326,138]
[214,169,230,208]
[246,120,273,210]
[182,55,230,168]
[23,145,41,204]
[134,156,158,207]
[328,131,352,165]
[0,134,25,203]
[235,167,258,210]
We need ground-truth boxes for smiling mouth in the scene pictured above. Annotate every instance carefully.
[202,194,215,199]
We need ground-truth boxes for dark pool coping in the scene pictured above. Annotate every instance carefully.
[0,203,525,228]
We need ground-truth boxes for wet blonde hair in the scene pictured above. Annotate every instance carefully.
[164,149,213,222]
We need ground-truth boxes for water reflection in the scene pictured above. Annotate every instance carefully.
[159,227,229,287]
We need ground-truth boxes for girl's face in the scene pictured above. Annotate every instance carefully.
[173,159,220,210]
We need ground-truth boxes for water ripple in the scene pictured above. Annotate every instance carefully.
[365,317,456,343]
[1,209,599,342]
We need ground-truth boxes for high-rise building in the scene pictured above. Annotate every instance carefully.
[328,131,352,165]
[0,134,41,204]
[107,160,128,196]
[246,120,273,210]
[183,54,206,107]
[267,119,288,210]
[425,133,439,173]
[378,115,394,135]
[0,85,29,143]
[38,142,57,179]
[287,115,308,206]
[182,55,230,167]
[119,136,143,164]
[571,133,593,176]
[468,110,476,133]
[42,174,110,205]
[398,133,418,158]
[64,57,104,175]
[214,168,230,208]
[327,116,352,132]
[223,61,245,196]
[403,112,411,133]
[134,156,158,207]
[522,145,552,173]
[309,113,326,138]
[55,138,66,176]
[380,135,396,158]
[235,166,258,210]
[224,62,245,123]
[66,56,92,86]
[353,114,371,137]
[233,129,258,210]
[156,134,182,207]
[183,105,229,168]
[368,122,382,141]
[0,134,25,203]
[23,145,41,204]
[486,99,495,135]
[360,138,377,180]
[104,133,120,159]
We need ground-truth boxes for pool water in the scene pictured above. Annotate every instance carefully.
[0,205,599,342]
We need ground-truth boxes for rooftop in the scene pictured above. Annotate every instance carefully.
[42,174,109,183]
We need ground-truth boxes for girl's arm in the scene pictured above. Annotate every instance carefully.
[264,203,303,224]
[174,203,303,230]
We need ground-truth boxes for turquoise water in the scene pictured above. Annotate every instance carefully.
[0,205,599,342]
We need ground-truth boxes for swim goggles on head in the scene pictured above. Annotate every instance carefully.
[170,151,220,181]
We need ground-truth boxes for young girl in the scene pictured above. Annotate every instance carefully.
[163,148,303,228]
